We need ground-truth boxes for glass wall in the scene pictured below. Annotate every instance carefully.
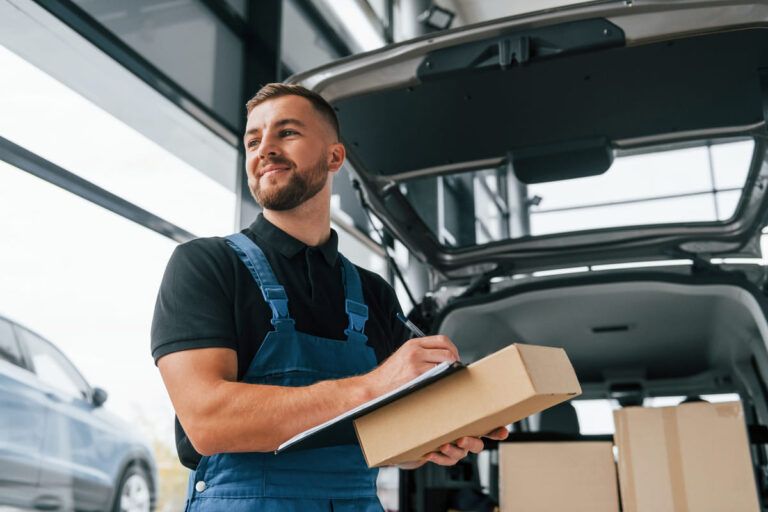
[0,0,395,508]
[0,0,244,508]
[0,160,186,508]
[0,44,236,237]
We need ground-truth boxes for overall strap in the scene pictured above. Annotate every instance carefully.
[224,233,295,332]
[340,255,368,344]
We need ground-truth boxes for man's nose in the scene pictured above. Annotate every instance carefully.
[256,132,282,160]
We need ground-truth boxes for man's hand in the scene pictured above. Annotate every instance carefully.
[398,427,510,470]
[363,335,460,398]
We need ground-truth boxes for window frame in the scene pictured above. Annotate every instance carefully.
[0,317,25,369]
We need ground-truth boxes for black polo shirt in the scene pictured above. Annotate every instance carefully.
[151,214,409,469]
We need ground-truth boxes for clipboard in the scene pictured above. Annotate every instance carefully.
[276,360,466,454]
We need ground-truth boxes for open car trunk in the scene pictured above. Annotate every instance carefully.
[431,270,768,507]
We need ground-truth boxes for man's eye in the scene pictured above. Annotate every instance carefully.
[246,139,260,148]
[281,130,298,136]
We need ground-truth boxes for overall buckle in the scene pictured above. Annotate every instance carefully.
[345,299,368,333]
[262,285,291,322]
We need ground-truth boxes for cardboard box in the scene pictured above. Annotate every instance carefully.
[499,442,620,512]
[613,401,759,512]
[353,343,582,467]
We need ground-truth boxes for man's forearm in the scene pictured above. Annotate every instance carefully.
[182,374,375,455]
[160,336,459,457]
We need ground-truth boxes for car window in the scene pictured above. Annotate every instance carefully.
[401,138,755,247]
[571,399,619,435]
[0,318,23,367]
[16,328,90,400]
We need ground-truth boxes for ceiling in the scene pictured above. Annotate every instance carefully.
[436,0,599,27]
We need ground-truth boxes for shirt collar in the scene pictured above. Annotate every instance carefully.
[248,213,339,266]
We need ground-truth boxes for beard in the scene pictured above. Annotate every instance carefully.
[250,154,328,211]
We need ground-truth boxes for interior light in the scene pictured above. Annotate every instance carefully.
[710,257,766,266]
[591,259,693,271]
[532,266,590,277]
[418,4,455,31]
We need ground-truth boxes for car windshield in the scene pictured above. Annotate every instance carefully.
[399,138,755,247]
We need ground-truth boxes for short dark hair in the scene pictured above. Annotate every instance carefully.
[246,83,340,140]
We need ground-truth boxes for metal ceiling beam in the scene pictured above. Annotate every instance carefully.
[0,135,195,243]
[236,0,283,228]
[198,0,282,63]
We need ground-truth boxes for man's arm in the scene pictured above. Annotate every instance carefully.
[158,335,460,455]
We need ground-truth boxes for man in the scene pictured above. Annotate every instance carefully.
[152,83,508,511]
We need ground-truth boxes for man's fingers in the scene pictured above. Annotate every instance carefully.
[425,438,486,466]
[423,431,508,468]
[421,348,459,364]
[483,427,510,441]
[415,336,459,360]
[428,451,459,466]
[438,442,469,461]
[456,436,484,454]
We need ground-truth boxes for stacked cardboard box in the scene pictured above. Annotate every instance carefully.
[613,401,759,512]
[497,401,760,511]
[500,441,620,511]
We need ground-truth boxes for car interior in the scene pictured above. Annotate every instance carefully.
[390,268,768,510]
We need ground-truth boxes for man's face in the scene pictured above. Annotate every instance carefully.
[243,95,339,211]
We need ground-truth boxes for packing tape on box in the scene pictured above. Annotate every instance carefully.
[715,401,742,418]
[662,407,689,512]
[616,412,638,511]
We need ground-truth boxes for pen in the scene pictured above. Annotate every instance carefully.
[396,312,426,338]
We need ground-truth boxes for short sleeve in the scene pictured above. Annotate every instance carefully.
[373,273,411,355]
[388,290,411,353]
[151,239,237,364]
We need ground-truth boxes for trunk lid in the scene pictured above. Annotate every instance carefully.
[291,0,768,277]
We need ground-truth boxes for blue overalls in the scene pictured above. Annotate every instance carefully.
[185,233,383,511]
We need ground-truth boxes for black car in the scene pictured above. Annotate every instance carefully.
[0,314,157,511]
[292,1,768,509]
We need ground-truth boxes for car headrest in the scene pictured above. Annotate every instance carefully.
[539,402,580,435]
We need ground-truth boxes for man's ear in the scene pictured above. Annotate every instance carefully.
[327,142,346,174]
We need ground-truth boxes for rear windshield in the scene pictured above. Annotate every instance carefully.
[399,138,755,248]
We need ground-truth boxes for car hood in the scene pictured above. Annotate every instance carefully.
[290,0,768,278]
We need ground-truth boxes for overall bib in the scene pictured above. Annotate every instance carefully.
[185,233,383,511]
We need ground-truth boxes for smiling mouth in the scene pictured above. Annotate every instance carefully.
[259,166,291,178]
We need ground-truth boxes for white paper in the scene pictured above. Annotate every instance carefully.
[277,361,456,452]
